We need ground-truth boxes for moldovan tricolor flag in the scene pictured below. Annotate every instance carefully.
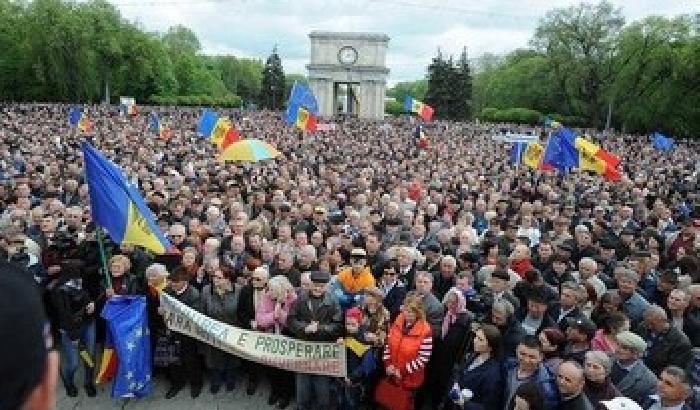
[404,96,434,121]
[81,142,174,254]
[197,109,241,149]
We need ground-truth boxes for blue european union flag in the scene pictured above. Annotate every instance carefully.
[101,296,152,399]
[652,132,674,151]
[285,82,318,124]
[197,109,218,137]
[510,142,527,165]
[543,127,579,172]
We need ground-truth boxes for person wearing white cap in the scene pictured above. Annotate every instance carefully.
[609,331,658,405]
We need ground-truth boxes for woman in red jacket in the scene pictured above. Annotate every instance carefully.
[376,293,433,410]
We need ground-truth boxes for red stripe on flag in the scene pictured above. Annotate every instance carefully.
[306,114,318,132]
[420,105,434,122]
[221,128,241,149]
[96,348,118,384]
[596,149,621,168]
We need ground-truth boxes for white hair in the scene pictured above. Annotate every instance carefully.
[145,263,168,278]
[441,255,457,268]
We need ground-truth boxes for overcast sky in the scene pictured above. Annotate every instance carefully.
[113,0,696,84]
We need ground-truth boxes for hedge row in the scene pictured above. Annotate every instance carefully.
[148,94,242,108]
[479,107,588,127]
[385,99,404,116]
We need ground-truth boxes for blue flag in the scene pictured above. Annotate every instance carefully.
[543,127,579,172]
[101,296,152,399]
[652,132,674,151]
[81,142,173,254]
[148,112,160,133]
[68,107,82,127]
[509,142,527,165]
[197,109,218,137]
[285,82,318,125]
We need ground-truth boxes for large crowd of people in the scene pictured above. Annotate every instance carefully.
[0,103,699,410]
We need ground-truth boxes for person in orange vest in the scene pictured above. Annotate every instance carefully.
[331,248,376,309]
[375,293,433,410]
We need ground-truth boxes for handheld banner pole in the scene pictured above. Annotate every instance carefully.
[96,227,112,290]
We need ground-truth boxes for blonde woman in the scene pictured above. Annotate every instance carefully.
[376,292,433,410]
[106,254,141,297]
[255,275,297,408]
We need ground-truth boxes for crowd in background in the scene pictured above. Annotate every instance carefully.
[1,103,699,410]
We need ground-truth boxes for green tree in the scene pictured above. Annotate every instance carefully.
[425,49,453,119]
[260,46,285,110]
[82,0,123,102]
[453,46,473,119]
[531,1,625,125]
[387,79,428,102]
[610,16,699,135]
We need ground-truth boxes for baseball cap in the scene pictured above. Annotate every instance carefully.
[310,270,331,283]
[567,317,597,339]
[0,262,51,410]
[350,248,367,258]
[601,397,643,410]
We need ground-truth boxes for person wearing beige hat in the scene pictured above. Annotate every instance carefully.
[331,248,375,309]
[601,397,643,410]
[609,331,658,405]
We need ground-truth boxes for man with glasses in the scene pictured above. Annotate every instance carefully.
[331,248,376,309]
[379,259,407,321]
[236,266,269,395]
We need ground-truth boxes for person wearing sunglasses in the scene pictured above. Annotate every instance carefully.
[380,260,407,321]
[236,266,269,396]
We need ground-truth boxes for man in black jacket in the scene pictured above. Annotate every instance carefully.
[236,266,269,395]
[50,259,97,398]
[163,266,202,399]
[556,361,594,410]
[638,304,692,376]
[287,270,342,410]
[667,287,700,347]
[379,260,407,321]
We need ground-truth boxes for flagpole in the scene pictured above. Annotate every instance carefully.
[96,227,112,290]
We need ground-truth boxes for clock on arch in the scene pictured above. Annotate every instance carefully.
[338,46,358,65]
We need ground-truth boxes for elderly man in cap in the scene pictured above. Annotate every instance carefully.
[638,304,692,376]
[331,248,376,309]
[609,331,658,405]
[287,270,343,410]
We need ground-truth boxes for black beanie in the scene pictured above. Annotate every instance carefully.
[0,262,49,410]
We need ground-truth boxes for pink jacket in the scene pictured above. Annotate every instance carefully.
[255,290,298,334]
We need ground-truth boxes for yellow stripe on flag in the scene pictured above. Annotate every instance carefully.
[96,348,115,384]
[211,118,232,148]
[123,202,166,254]
[522,142,545,169]
[411,100,422,114]
[344,337,370,357]
[296,107,310,130]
